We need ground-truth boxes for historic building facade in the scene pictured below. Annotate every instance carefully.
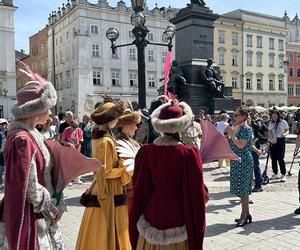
[215,9,288,107]
[16,26,49,91]
[284,12,300,106]
[214,15,243,100]
[47,0,178,117]
[0,0,16,118]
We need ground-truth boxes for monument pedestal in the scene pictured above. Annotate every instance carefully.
[171,3,241,114]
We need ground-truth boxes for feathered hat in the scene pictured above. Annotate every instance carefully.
[116,109,141,128]
[12,61,57,119]
[151,101,193,134]
[91,96,125,125]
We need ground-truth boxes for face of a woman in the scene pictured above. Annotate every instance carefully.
[122,123,137,137]
[37,110,51,125]
[108,119,118,129]
[234,110,244,125]
[271,113,278,122]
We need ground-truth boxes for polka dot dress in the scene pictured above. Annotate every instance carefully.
[229,125,254,197]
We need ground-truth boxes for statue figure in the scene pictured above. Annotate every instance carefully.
[190,0,206,6]
[167,60,188,100]
[202,58,225,98]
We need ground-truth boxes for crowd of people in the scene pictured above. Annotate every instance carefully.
[1,64,300,249]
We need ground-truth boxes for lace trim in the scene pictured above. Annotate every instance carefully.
[137,215,187,245]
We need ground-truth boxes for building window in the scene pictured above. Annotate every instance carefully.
[59,73,63,90]
[289,52,294,62]
[59,52,63,64]
[269,79,275,91]
[92,44,99,57]
[232,33,238,45]
[148,50,155,62]
[278,39,284,51]
[129,30,135,39]
[219,52,225,65]
[232,53,238,66]
[112,49,119,59]
[269,38,274,49]
[66,71,71,88]
[66,31,69,39]
[279,56,284,68]
[112,71,120,86]
[290,68,294,77]
[60,35,63,44]
[246,52,252,66]
[232,76,238,88]
[218,31,225,44]
[257,36,263,48]
[297,68,300,78]
[93,70,101,85]
[162,51,167,63]
[298,53,300,63]
[288,84,294,96]
[257,78,262,90]
[91,25,98,34]
[246,78,252,90]
[55,38,58,46]
[246,35,252,47]
[279,78,284,91]
[257,53,262,67]
[296,85,300,96]
[148,72,156,88]
[129,71,137,87]
[129,48,136,60]
[148,33,154,41]
[269,54,275,67]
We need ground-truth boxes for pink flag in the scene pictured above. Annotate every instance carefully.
[164,51,172,97]
[199,120,238,164]
[45,140,102,192]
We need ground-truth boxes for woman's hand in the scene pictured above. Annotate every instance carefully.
[225,127,235,138]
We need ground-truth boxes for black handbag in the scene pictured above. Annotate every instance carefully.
[80,181,97,207]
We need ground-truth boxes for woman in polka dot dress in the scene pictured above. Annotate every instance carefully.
[225,107,253,227]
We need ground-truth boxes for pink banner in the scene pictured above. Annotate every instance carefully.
[164,51,172,97]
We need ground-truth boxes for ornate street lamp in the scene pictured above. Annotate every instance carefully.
[106,3,175,109]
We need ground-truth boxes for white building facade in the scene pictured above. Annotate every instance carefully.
[0,0,16,119]
[48,0,177,117]
[223,10,288,107]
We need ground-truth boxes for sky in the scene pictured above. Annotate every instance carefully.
[14,0,300,53]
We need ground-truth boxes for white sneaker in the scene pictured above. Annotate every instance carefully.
[67,182,73,186]
[270,174,279,180]
[280,175,286,182]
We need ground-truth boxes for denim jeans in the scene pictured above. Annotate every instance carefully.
[252,150,262,187]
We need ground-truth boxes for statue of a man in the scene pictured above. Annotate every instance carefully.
[190,0,206,6]
[202,58,225,98]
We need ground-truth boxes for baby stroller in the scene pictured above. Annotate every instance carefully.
[261,143,270,185]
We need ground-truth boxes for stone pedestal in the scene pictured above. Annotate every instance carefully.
[170,3,241,114]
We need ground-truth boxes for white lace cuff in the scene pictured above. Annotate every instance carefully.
[137,215,187,245]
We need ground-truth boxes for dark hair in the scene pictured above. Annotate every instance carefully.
[271,109,281,128]
[236,107,249,121]
[165,132,181,142]
[58,112,65,120]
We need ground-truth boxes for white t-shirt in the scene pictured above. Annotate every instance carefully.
[268,120,288,139]
[216,121,229,135]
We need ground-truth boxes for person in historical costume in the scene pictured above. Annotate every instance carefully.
[129,101,206,250]
[0,71,66,249]
[76,101,132,250]
[115,109,141,214]
[180,117,202,149]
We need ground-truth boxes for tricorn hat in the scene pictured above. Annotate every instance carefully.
[151,101,193,134]
[116,109,141,128]
[91,101,125,125]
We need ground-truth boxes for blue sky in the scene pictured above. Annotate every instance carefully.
[14,0,300,53]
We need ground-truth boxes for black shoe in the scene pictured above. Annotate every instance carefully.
[294,207,300,215]
[252,186,263,192]
[235,215,252,223]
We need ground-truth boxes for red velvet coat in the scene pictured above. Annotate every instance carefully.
[129,143,206,250]
[3,129,46,250]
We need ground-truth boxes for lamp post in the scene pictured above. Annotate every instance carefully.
[106,0,175,108]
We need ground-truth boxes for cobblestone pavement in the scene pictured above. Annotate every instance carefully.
[4,143,300,249]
